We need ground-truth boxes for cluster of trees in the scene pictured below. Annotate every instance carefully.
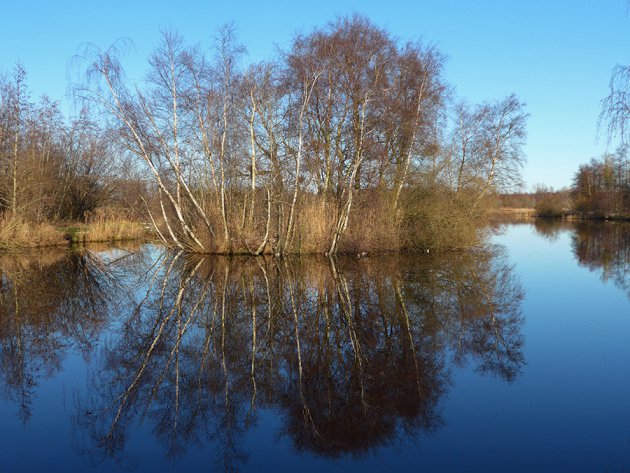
[0,15,528,252]
[75,15,527,254]
[585,50,630,219]
[571,148,630,217]
[497,149,629,219]
[0,65,121,224]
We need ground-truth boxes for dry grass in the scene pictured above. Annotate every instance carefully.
[280,194,402,254]
[141,188,493,255]
[293,199,336,253]
[83,209,151,243]
[0,209,152,251]
[342,194,401,253]
[488,207,538,224]
[494,207,537,215]
[0,216,67,249]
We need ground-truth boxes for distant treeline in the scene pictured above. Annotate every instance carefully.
[498,147,629,220]
[497,187,571,218]
[571,148,630,218]
[1,15,528,253]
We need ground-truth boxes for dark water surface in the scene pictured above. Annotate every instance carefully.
[0,221,628,472]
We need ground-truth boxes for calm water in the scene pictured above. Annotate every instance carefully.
[0,221,628,472]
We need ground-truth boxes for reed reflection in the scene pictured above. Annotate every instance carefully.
[70,245,524,469]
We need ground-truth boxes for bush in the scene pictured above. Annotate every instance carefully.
[535,196,564,218]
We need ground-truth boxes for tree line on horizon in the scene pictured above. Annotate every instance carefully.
[571,146,629,218]
[498,147,629,219]
[0,15,528,253]
[558,47,630,220]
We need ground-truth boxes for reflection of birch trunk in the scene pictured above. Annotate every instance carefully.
[196,264,220,400]
[12,282,30,422]
[394,280,423,398]
[283,259,318,433]
[248,276,257,413]
[320,284,335,412]
[174,315,181,438]
[220,264,229,406]
[146,258,210,410]
[106,251,203,439]
[256,257,274,354]
[328,257,367,409]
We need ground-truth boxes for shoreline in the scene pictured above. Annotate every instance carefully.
[492,208,630,222]
[2,215,628,254]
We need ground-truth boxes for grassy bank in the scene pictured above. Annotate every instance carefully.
[0,216,152,251]
[1,192,490,254]
[0,218,67,249]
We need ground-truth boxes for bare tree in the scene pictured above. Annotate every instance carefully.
[68,17,525,255]
[601,64,630,143]
[447,94,528,206]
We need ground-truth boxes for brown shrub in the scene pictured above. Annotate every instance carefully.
[400,189,483,251]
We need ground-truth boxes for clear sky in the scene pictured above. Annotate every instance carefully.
[1,0,629,190]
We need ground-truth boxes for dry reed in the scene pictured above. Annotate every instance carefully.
[83,209,151,243]
[0,216,67,249]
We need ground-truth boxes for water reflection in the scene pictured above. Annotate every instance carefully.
[76,247,522,468]
[523,219,629,298]
[0,248,133,422]
[571,222,630,297]
[531,219,574,241]
[0,243,525,470]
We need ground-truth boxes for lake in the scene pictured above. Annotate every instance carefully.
[0,221,628,472]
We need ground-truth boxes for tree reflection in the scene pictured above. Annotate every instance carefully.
[0,243,524,469]
[531,219,572,241]
[572,222,630,297]
[0,245,149,423]
[68,244,524,469]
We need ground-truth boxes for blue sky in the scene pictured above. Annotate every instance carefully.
[1,0,629,190]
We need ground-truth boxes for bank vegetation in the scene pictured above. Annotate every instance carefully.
[1,15,528,253]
